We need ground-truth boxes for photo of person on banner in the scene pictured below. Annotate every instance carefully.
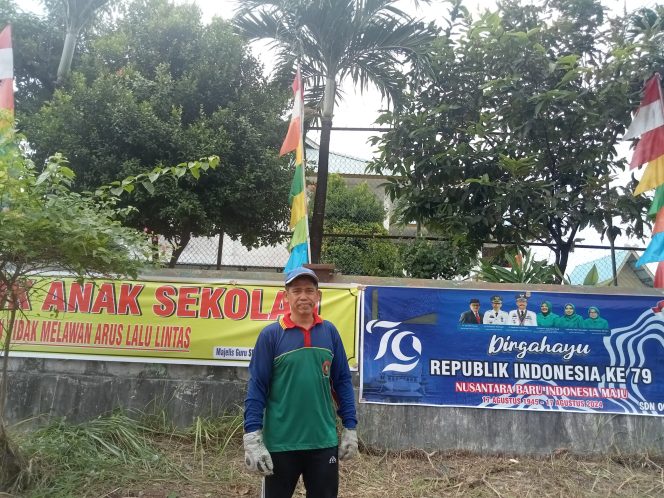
[483,295,509,324]
[556,303,584,328]
[243,267,358,498]
[536,300,559,327]
[584,306,609,330]
[459,298,482,324]
[508,293,537,326]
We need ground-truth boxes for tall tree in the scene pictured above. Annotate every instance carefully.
[233,0,437,262]
[321,174,401,276]
[55,0,112,83]
[23,0,292,266]
[370,0,651,277]
[0,118,217,488]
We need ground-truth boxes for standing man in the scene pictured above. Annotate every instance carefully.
[459,298,482,324]
[508,293,537,326]
[243,267,358,498]
[483,295,509,325]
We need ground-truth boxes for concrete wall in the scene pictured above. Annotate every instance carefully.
[5,269,664,456]
[360,403,664,455]
[5,358,249,428]
[7,356,664,456]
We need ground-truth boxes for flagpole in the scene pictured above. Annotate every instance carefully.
[299,68,312,265]
[627,73,664,287]
[280,67,310,271]
[302,132,312,266]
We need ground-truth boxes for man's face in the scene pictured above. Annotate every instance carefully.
[492,301,502,311]
[284,277,321,315]
[470,302,480,313]
[517,299,527,310]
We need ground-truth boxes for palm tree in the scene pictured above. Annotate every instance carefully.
[234,0,436,263]
[56,0,112,83]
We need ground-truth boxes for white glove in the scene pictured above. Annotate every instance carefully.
[338,428,358,461]
[243,430,274,475]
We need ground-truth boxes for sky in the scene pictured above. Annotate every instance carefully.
[181,0,657,159]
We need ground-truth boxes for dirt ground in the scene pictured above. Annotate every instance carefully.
[106,441,664,498]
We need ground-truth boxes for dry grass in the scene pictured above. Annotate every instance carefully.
[11,414,664,498]
[94,442,664,498]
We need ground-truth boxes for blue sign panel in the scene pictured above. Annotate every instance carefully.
[360,286,664,416]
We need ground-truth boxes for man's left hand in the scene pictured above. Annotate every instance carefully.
[339,428,358,461]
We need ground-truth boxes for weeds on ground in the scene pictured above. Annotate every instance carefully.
[10,410,246,498]
[7,412,664,497]
[12,412,166,497]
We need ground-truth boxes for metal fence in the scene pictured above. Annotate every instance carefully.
[169,128,652,287]
[173,233,652,287]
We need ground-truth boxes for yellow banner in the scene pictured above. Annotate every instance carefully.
[0,278,359,367]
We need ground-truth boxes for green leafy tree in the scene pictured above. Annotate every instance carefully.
[370,0,651,277]
[23,0,291,266]
[0,117,218,488]
[321,174,401,276]
[233,0,437,263]
[401,238,475,280]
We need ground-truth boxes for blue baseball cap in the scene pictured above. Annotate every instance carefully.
[285,267,319,285]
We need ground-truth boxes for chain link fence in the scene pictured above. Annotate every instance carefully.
[169,130,652,287]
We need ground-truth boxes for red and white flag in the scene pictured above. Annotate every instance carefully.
[279,68,302,157]
[0,25,13,113]
[624,74,664,170]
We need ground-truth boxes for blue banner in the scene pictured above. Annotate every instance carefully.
[360,286,664,416]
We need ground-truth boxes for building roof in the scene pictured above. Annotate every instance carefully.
[304,137,370,175]
[567,249,654,287]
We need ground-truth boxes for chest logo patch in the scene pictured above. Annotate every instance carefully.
[322,360,331,377]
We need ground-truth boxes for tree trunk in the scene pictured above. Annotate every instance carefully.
[56,29,80,84]
[168,232,191,268]
[310,76,336,263]
[608,229,618,286]
[0,298,24,491]
[0,306,16,419]
[556,243,571,279]
[0,420,24,492]
[216,231,224,270]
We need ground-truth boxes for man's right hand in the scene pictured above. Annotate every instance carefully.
[339,428,358,461]
[243,430,274,475]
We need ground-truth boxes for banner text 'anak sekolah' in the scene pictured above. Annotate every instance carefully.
[0,278,358,367]
[361,286,664,417]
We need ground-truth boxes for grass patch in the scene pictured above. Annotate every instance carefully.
[6,413,664,497]
[10,410,249,498]
[13,412,169,497]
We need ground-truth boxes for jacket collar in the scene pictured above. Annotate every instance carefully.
[280,312,323,330]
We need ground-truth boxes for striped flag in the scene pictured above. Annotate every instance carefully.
[624,74,664,195]
[638,185,664,284]
[628,74,664,285]
[637,186,664,283]
[636,207,664,267]
[280,69,310,272]
[0,25,13,114]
